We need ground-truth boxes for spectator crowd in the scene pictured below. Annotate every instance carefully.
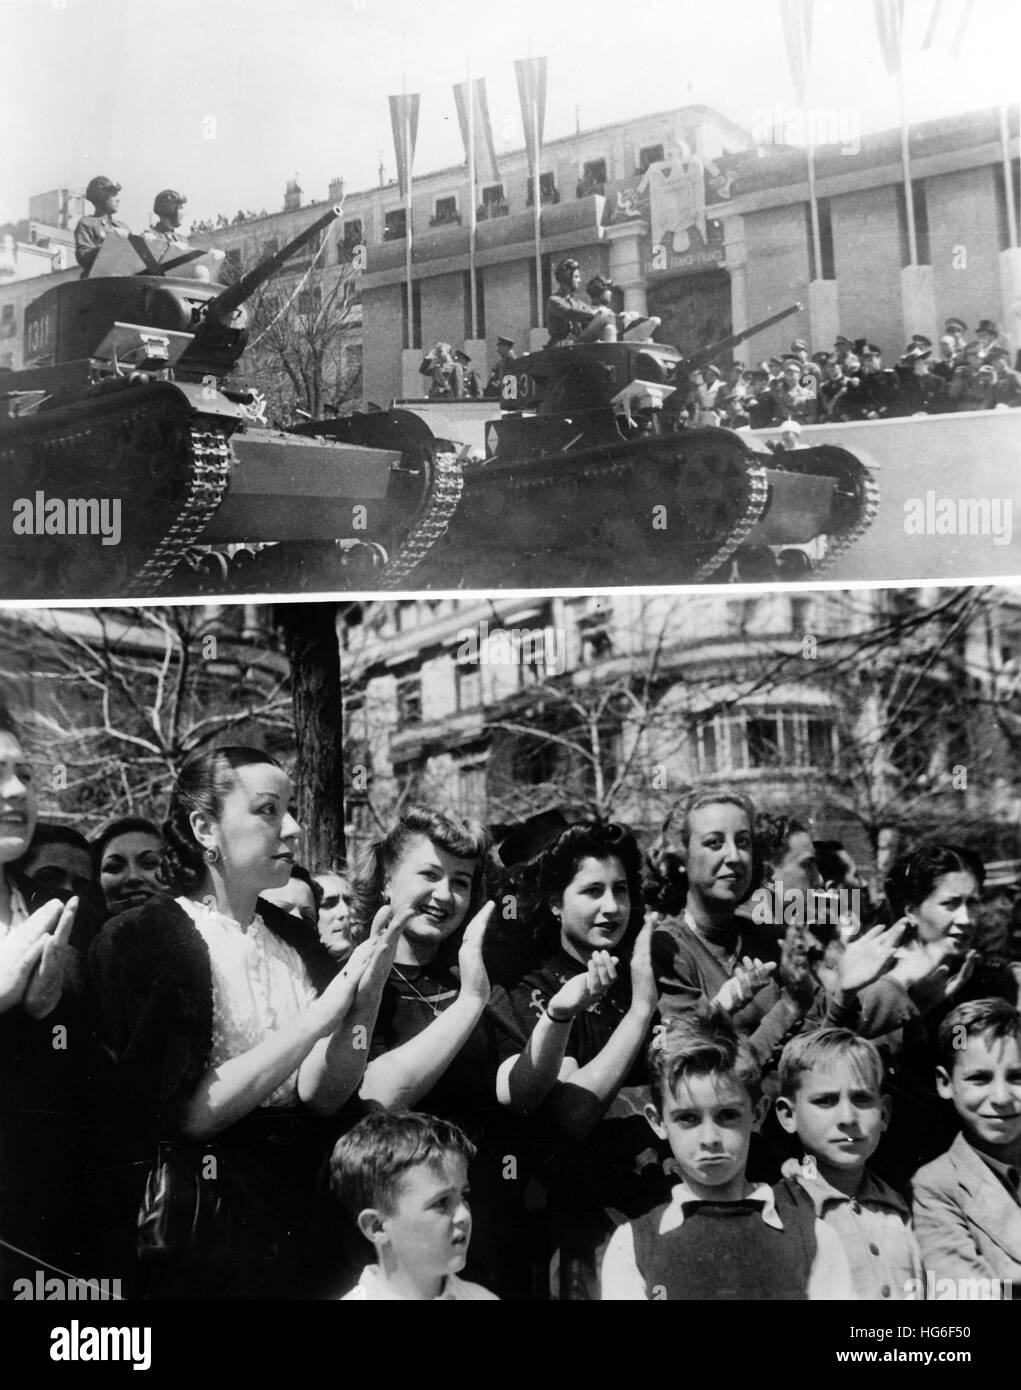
[2,704,1020,1302]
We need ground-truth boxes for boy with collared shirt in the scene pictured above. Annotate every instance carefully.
[330,1110,499,1300]
[600,1008,854,1299]
[911,999,1021,1289]
[774,1029,924,1301]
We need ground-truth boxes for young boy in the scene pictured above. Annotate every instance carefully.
[774,1028,924,1300]
[911,998,1021,1289]
[330,1111,499,1300]
[600,1008,854,1299]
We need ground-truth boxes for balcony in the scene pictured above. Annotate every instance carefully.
[429,210,463,229]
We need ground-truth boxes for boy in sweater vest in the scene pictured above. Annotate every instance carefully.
[600,1007,854,1299]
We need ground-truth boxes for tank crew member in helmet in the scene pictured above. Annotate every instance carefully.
[74,176,130,274]
[585,274,660,342]
[546,258,606,347]
[141,189,190,258]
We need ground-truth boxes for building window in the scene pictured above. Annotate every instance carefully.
[577,159,607,199]
[396,674,422,727]
[384,209,407,241]
[895,180,931,266]
[526,172,559,206]
[512,735,557,785]
[456,661,481,711]
[455,759,487,819]
[0,304,14,340]
[637,144,664,173]
[695,710,836,773]
[339,219,363,261]
[789,595,813,634]
[805,197,835,280]
[463,269,486,341]
[479,184,508,219]
[995,156,1021,252]
[430,196,461,227]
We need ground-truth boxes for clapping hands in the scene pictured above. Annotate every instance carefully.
[0,897,77,1019]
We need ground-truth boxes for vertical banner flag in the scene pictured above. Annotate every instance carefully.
[388,92,421,200]
[778,0,814,106]
[454,79,500,183]
[873,0,906,75]
[922,0,975,58]
[514,57,548,176]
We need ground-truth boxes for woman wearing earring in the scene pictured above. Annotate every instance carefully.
[90,746,407,1298]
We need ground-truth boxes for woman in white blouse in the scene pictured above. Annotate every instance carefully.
[91,745,406,1298]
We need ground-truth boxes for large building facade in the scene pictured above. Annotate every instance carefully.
[340,587,1021,876]
[2,105,1016,401]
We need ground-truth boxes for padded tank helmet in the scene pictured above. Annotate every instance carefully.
[153,189,187,216]
[85,175,121,204]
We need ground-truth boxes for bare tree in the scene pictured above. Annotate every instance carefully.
[0,607,292,832]
[243,261,361,422]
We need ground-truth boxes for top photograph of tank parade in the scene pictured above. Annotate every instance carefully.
[1,0,1019,604]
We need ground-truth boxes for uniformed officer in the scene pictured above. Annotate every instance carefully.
[485,336,517,397]
[74,175,130,274]
[453,347,485,398]
[856,343,904,418]
[141,189,190,259]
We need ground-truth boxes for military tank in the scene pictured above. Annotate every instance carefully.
[0,206,458,600]
[294,303,879,588]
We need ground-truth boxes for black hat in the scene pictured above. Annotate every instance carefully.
[495,335,515,348]
[986,346,1010,361]
[586,273,613,296]
[85,175,121,202]
[748,366,770,379]
[811,350,832,365]
[790,338,809,352]
[853,338,869,355]
[453,348,472,365]
[909,334,932,349]
[945,317,967,335]
[834,335,852,347]
[153,189,187,214]
[781,353,801,364]
[901,346,932,363]
[976,319,999,336]
[861,343,882,356]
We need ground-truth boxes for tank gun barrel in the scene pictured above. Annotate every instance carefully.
[206,204,343,323]
[682,302,804,371]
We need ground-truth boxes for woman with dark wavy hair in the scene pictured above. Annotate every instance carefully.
[90,745,406,1298]
[488,819,662,1299]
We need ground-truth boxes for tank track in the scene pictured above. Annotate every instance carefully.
[430,430,772,587]
[809,455,880,577]
[126,420,234,598]
[0,391,234,601]
[378,448,464,590]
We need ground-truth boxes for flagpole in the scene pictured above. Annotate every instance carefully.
[467,62,478,340]
[798,9,823,280]
[404,76,414,351]
[531,90,542,330]
[897,52,918,265]
[1001,101,1019,251]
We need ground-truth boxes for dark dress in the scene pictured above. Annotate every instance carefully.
[490,946,669,1299]
[89,893,344,1299]
[363,964,533,1299]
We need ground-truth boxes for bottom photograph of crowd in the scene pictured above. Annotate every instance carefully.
[2,584,1020,1303]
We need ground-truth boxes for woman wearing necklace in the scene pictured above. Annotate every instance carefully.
[91,745,406,1298]
[489,820,662,1299]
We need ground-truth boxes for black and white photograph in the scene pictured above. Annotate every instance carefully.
[1,0,1019,1364]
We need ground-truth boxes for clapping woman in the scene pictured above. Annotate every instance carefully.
[90,746,405,1298]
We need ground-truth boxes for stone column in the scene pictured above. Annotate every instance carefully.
[807,280,839,351]
[999,247,1021,358]
[900,263,938,348]
[402,348,424,400]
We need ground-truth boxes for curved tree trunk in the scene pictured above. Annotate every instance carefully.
[276,602,345,871]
